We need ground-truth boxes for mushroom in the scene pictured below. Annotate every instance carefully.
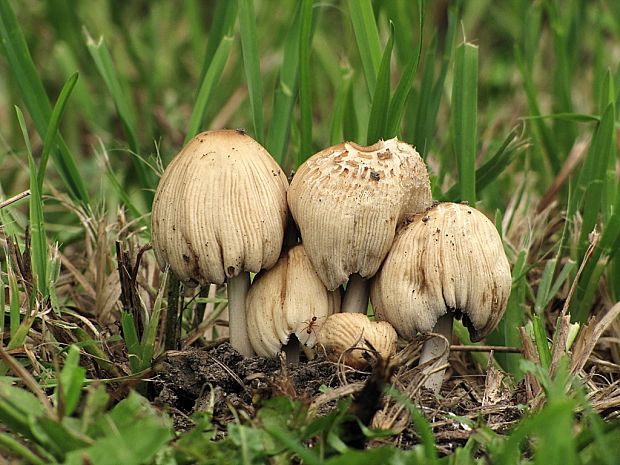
[370,202,512,393]
[316,313,397,369]
[287,138,432,313]
[151,129,289,357]
[245,244,340,363]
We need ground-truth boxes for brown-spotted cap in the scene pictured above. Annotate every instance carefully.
[370,202,512,342]
[151,129,289,286]
[287,138,432,290]
[245,244,341,357]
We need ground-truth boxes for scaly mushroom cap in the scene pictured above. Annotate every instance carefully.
[151,129,289,286]
[371,202,512,342]
[287,138,432,290]
[316,313,397,369]
[246,245,341,357]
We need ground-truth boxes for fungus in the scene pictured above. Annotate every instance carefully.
[370,202,512,392]
[151,129,289,357]
[316,312,397,370]
[287,138,432,313]
[245,244,340,363]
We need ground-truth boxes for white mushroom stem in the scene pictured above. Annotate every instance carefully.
[419,313,454,393]
[342,274,370,313]
[227,272,254,357]
[282,336,300,364]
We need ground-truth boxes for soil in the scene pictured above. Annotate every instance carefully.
[146,341,527,453]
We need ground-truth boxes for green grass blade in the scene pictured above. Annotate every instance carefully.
[444,126,527,200]
[266,2,302,164]
[84,30,138,152]
[576,103,615,252]
[185,33,235,143]
[366,23,394,144]
[140,272,167,368]
[515,45,559,175]
[385,2,424,138]
[198,0,238,83]
[329,66,354,145]
[0,0,89,206]
[38,72,79,190]
[413,4,457,157]
[297,0,314,164]
[15,107,48,298]
[56,345,85,417]
[121,311,142,374]
[239,0,265,143]
[84,29,154,204]
[571,211,620,321]
[532,314,551,369]
[0,432,48,465]
[451,41,478,205]
[347,0,381,97]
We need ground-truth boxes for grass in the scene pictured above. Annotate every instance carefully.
[0,0,620,463]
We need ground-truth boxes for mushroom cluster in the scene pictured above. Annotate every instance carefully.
[152,130,512,391]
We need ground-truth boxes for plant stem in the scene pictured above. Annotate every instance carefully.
[164,274,180,350]
[419,313,454,394]
[342,273,369,313]
[227,272,254,357]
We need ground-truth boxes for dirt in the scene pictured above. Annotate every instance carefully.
[146,341,527,452]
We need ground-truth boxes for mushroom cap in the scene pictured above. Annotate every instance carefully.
[370,202,512,342]
[316,313,397,369]
[151,129,289,286]
[246,244,341,357]
[287,138,432,290]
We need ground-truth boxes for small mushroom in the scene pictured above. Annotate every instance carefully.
[316,313,398,369]
[288,138,432,313]
[245,244,341,363]
[370,202,512,392]
[152,129,289,357]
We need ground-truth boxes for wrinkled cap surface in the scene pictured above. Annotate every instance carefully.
[371,202,512,342]
[288,138,432,290]
[151,129,289,286]
[316,312,397,369]
[246,245,341,357]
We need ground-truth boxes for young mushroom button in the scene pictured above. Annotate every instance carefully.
[151,129,289,357]
[287,138,432,314]
[315,313,398,370]
[370,202,512,393]
[245,244,341,363]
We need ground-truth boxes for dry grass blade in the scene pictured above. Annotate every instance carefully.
[537,138,588,213]
[0,346,55,418]
[0,190,30,209]
[571,301,620,376]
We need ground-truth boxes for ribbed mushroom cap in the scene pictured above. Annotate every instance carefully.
[287,138,432,290]
[246,245,341,357]
[316,313,397,369]
[371,202,512,342]
[151,129,289,286]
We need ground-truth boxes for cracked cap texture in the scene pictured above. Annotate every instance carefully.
[287,138,432,290]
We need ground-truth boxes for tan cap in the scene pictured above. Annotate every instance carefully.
[371,202,512,342]
[246,244,341,357]
[152,129,289,286]
[316,312,397,369]
[287,138,432,290]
